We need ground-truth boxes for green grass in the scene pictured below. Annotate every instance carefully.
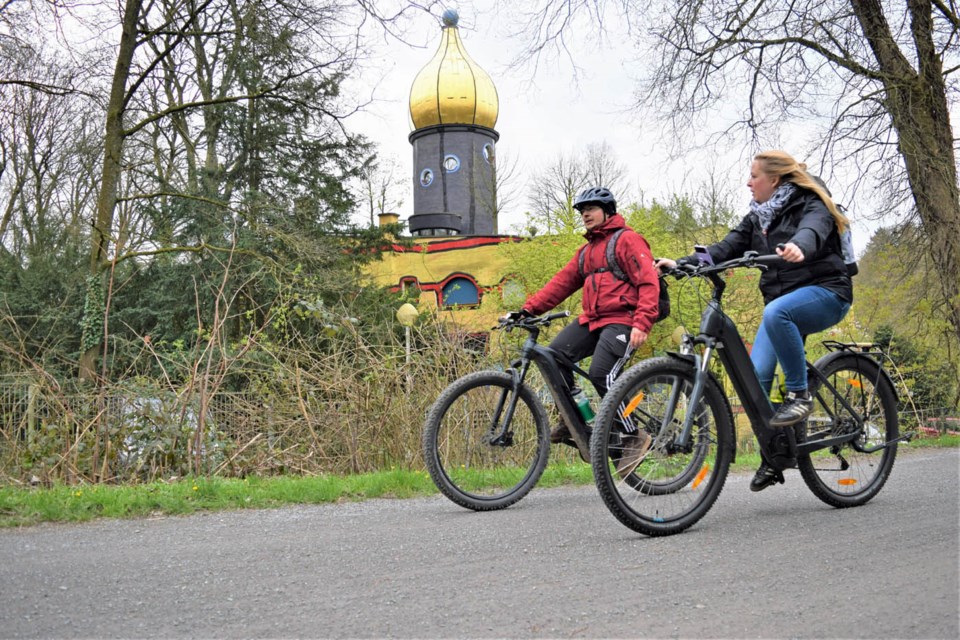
[0,463,602,528]
[1,436,954,528]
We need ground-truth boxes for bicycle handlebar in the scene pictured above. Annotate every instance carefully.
[496,310,571,331]
[662,251,784,279]
[659,251,784,304]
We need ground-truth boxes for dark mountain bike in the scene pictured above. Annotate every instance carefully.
[423,310,601,511]
[591,251,908,536]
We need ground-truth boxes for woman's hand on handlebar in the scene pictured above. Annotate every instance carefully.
[776,242,805,263]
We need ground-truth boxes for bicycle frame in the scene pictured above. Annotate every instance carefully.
[803,347,910,455]
[677,294,802,470]
[671,258,884,471]
[495,314,594,460]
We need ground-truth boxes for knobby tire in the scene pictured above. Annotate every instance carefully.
[423,370,550,511]
[590,357,735,536]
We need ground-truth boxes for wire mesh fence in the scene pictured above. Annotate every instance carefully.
[0,379,428,484]
[0,349,954,486]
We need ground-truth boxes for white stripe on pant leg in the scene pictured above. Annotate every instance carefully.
[618,404,638,433]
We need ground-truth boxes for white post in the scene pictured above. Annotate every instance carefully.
[396,303,419,393]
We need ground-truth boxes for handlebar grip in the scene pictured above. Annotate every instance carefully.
[753,253,785,266]
[665,263,697,278]
[545,310,571,321]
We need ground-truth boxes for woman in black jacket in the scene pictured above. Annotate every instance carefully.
[657,150,853,491]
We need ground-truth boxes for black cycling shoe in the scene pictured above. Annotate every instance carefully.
[750,462,785,492]
[769,391,813,427]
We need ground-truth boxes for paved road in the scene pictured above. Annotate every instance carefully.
[1,449,957,639]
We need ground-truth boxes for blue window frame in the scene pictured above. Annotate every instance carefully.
[442,154,461,173]
[442,277,479,307]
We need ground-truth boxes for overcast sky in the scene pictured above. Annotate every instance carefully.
[344,2,937,256]
[346,4,748,227]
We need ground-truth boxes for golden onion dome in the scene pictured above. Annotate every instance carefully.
[409,10,499,130]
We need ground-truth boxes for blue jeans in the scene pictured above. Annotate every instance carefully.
[751,286,851,393]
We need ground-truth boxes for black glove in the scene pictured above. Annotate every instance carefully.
[676,255,698,268]
[502,309,533,322]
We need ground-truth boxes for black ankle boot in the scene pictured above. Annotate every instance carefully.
[550,424,575,446]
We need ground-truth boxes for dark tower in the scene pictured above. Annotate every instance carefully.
[407,9,500,237]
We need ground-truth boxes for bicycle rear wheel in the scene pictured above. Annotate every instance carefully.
[423,370,550,511]
[798,354,898,507]
[591,357,735,536]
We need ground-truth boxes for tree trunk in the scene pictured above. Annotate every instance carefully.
[851,0,960,345]
[79,0,143,382]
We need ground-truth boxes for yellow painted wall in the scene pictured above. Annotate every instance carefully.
[364,236,521,332]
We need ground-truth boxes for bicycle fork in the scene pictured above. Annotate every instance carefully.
[659,338,715,452]
[485,360,532,447]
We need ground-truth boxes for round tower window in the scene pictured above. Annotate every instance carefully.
[482,143,495,164]
[442,155,461,173]
[419,168,434,187]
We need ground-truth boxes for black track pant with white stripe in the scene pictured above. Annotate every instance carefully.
[547,321,632,399]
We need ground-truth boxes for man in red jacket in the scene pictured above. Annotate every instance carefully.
[511,187,661,474]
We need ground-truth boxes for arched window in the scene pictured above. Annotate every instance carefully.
[442,276,479,307]
[400,277,421,297]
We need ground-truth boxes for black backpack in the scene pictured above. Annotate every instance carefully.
[577,228,670,322]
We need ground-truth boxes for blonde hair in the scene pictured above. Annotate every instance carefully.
[754,150,849,233]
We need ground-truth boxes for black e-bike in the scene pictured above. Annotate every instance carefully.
[590,251,906,536]
[423,310,606,511]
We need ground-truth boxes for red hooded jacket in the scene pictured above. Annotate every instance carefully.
[522,214,660,333]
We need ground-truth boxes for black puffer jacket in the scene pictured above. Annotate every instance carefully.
[695,187,852,304]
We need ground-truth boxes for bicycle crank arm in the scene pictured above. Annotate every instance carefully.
[855,432,914,454]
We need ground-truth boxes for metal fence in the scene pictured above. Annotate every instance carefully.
[0,382,265,438]
[0,377,415,482]
[0,377,954,483]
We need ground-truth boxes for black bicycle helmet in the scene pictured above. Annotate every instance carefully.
[573,187,616,215]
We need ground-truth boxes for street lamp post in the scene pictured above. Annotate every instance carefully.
[396,303,419,392]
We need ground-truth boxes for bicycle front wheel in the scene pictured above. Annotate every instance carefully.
[798,354,899,507]
[591,357,735,536]
[423,370,550,511]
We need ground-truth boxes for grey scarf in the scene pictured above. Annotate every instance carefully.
[749,182,797,234]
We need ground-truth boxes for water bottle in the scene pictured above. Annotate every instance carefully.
[572,388,595,424]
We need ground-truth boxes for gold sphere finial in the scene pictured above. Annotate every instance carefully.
[396,303,419,327]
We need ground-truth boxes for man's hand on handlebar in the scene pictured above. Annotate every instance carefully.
[499,309,532,323]
[654,257,676,273]
[655,256,698,276]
